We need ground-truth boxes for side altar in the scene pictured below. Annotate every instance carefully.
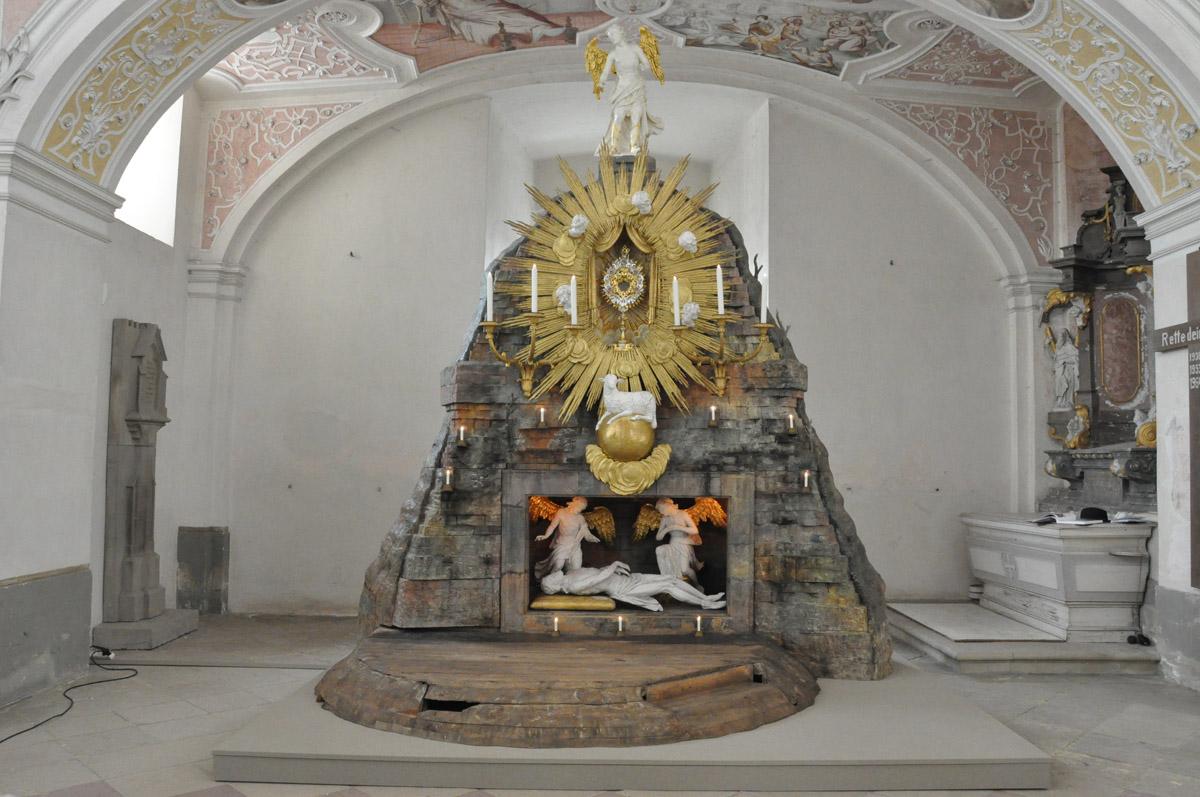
[315,25,890,749]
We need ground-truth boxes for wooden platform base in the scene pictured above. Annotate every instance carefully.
[315,630,818,747]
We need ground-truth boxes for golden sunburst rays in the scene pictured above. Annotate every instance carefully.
[495,149,729,420]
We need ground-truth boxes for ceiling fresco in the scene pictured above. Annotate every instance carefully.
[367,0,609,71]
[654,0,909,75]
[951,0,1034,19]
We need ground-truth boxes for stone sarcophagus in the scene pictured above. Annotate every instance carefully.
[318,153,890,747]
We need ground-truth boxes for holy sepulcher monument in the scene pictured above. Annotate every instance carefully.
[5,1,1200,795]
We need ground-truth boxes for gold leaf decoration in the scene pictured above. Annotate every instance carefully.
[685,497,728,527]
[583,506,617,544]
[634,504,662,541]
[585,443,672,496]
[528,495,561,523]
[500,149,730,420]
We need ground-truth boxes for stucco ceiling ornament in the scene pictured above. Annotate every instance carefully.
[202,102,359,249]
[877,98,1054,263]
[886,27,1034,90]
[214,9,388,87]
[1016,0,1200,202]
[42,0,252,181]
[0,28,33,105]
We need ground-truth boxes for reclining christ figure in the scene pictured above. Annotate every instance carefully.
[540,561,726,612]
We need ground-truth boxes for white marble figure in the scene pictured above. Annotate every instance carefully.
[632,190,652,215]
[596,373,657,429]
[678,230,698,253]
[554,282,573,312]
[569,214,589,237]
[653,498,704,583]
[593,26,663,156]
[541,561,726,612]
[681,301,700,327]
[1046,300,1086,410]
[533,496,600,579]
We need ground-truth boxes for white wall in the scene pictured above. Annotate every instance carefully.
[768,102,1013,599]
[484,108,535,266]
[230,98,499,612]
[710,99,770,266]
[115,97,183,246]
[0,208,188,623]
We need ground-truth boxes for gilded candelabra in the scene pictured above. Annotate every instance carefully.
[676,317,773,397]
[480,317,583,398]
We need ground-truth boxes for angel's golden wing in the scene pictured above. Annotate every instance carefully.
[685,497,727,527]
[585,37,607,99]
[639,26,665,84]
[634,504,662,541]
[529,495,562,523]
[583,507,616,544]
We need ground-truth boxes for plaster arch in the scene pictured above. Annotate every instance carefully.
[3,0,1198,218]
[211,44,1041,288]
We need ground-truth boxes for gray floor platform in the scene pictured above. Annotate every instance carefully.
[213,663,1051,792]
[888,605,1160,675]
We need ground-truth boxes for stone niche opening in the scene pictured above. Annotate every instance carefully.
[526,494,731,612]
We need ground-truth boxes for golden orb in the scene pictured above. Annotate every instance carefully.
[597,417,656,462]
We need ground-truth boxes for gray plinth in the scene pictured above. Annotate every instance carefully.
[178,526,230,615]
[214,665,1050,791]
[92,608,198,650]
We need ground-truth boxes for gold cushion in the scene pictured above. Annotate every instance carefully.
[530,595,617,611]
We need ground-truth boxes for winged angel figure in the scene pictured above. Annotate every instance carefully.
[529,496,616,578]
[586,25,665,156]
[635,497,727,583]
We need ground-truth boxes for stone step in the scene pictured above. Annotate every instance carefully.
[887,606,1160,675]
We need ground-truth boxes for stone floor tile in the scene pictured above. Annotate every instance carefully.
[57,725,158,758]
[0,738,73,774]
[1090,703,1200,749]
[170,786,247,797]
[139,706,260,742]
[231,783,348,797]
[0,724,54,748]
[1067,731,1165,767]
[183,690,269,715]
[1000,715,1087,754]
[44,711,134,741]
[353,788,483,797]
[39,782,123,797]
[1125,767,1200,797]
[319,790,372,797]
[0,759,101,797]
[80,732,226,780]
[113,699,207,726]
[104,761,217,797]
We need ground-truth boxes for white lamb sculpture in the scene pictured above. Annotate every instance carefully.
[596,373,657,430]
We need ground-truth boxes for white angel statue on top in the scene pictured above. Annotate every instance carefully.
[586,24,665,156]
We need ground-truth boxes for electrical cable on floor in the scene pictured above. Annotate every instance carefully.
[0,647,138,745]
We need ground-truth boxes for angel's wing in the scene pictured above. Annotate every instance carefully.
[583,507,616,544]
[634,504,662,541]
[529,495,562,523]
[685,497,727,527]
[639,26,665,84]
[585,37,607,99]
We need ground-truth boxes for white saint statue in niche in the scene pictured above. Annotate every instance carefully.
[533,496,601,578]
[586,25,665,156]
[653,498,704,583]
[1043,296,1087,410]
[540,561,726,612]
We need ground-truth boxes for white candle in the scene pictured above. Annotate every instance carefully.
[485,272,494,322]
[709,405,716,422]
[716,265,724,316]
[696,615,702,633]
[760,273,768,323]
[458,425,465,442]
[445,467,453,487]
[553,616,559,633]
[539,406,546,424]
[672,276,681,325]
[803,469,811,489]
[788,414,795,431]
[569,276,578,325]
[618,616,624,633]
[531,264,538,314]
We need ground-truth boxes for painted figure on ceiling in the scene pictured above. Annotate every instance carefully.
[414,0,564,47]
